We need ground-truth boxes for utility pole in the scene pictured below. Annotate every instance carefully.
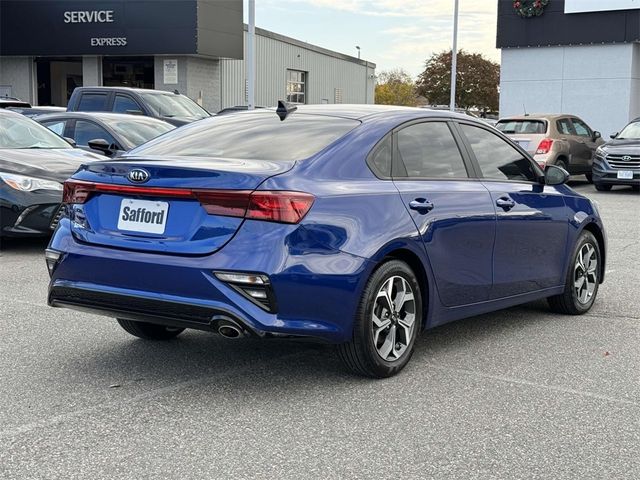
[450,0,459,112]
[247,0,256,110]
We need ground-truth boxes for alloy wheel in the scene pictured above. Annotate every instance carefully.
[372,276,416,361]
[574,243,598,305]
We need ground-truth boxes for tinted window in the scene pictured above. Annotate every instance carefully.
[395,122,468,178]
[556,118,574,135]
[77,93,108,112]
[113,95,143,114]
[41,120,66,136]
[0,115,71,149]
[140,93,209,119]
[101,117,174,148]
[74,120,117,147]
[368,135,391,177]
[130,113,359,161]
[461,124,538,182]
[572,118,591,137]
[496,120,547,134]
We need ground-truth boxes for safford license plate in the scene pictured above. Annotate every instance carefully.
[117,198,169,234]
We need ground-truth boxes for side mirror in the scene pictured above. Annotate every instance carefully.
[610,132,619,139]
[545,164,570,186]
[63,137,77,147]
[87,138,114,155]
[593,131,601,140]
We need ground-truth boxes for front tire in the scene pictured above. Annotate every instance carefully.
[117,319,185,340]
[594,183,612,191]
[548,231,601,315]
[337,260,422,378]
[585,172,593,183]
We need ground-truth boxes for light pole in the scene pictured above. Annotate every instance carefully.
[356,46,361,59]
[450,0,459,112]
[247,0,256,110]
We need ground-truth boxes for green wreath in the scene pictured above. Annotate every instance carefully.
[513,0,549,18]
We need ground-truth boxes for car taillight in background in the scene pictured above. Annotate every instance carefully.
[536,138,554,155]
[62,180,314,224]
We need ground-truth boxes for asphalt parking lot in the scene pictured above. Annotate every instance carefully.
[1,181,638,480]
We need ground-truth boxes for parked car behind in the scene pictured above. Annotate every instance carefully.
[0,110,101,237]
[36,112,175,157]
[496,114,604,182]
[592,118,640,191]
[66,87,210,126]
[0,96,31,109]
[46,105,606,378]
[7,106,66,118]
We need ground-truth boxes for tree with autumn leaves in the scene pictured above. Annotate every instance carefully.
[375,50,500,112]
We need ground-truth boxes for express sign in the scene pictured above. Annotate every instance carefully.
[63,10,115,23]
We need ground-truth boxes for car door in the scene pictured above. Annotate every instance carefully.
[391,120,496,307]
[69,119,122,155]
[570,117,598,172]
[457,122,569,299]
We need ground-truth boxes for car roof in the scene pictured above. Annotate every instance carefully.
[74,86,184,96]
[34,111,174,126]
[255,104,474,121]
[498,114,577,121]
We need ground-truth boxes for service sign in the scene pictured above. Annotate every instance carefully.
[565,0,640,13]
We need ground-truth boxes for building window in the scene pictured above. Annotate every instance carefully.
[286,70,306,104]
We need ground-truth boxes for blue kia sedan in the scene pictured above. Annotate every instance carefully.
[46,104,606,377]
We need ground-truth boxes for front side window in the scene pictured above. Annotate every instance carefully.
[395,122,468,178]
[286,70,306,105]
[113,94,143,114]
[77,93,108,112]
[130,112,359,161]
[0,115,71,149]
[571,118,591,137]
[460,124,539,182]
[73,120,117,147]
[41,120,67,136]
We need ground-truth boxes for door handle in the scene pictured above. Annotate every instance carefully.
[496,196,515,211]
[409,199,434,214]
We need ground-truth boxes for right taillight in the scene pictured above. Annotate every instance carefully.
[62,180,314,225]
[536,138,554,155]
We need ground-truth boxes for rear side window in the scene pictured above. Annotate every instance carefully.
[556,118,574,135]
[395,122,468,178]
[77,93,108,112]
[368,135,392,177]
[113,94,143,114]
[460,124,538,182]
[496,120,547,134]
[130,113,359,161]
[73,120,117,147]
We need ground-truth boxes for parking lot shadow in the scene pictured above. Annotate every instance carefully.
[0,236,49,252]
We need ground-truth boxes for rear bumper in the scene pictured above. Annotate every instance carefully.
[47,218,371,343]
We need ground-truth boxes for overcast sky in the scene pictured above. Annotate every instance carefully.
[248,0,500,79]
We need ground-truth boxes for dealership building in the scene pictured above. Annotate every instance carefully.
[497,0,640,137]
[0,0,375,112]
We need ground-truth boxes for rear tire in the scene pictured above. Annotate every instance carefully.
[548,231,601,315]
[585,172,593,183]
[337,260,422,378]
[594,183,612,191]
[117,319,185,340]
[556,159,568,172]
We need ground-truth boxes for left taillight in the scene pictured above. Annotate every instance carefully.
[62,180,314,225]
[536,138,554,155]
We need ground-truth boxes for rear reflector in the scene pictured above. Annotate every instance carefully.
[62,180,314,224]
[536,138,554,155]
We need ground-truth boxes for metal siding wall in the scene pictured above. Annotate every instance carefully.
[220,31,374,109]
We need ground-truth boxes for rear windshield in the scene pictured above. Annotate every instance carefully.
[128,112,360,161]
[496,120,547,134]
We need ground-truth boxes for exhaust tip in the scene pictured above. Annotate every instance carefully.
[218,324,242,339]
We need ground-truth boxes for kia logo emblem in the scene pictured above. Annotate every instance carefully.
[622,155,632,162]
[127,168,150,183]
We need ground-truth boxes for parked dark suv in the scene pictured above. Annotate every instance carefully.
[67,87,210,126]
[593,119,640,191]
